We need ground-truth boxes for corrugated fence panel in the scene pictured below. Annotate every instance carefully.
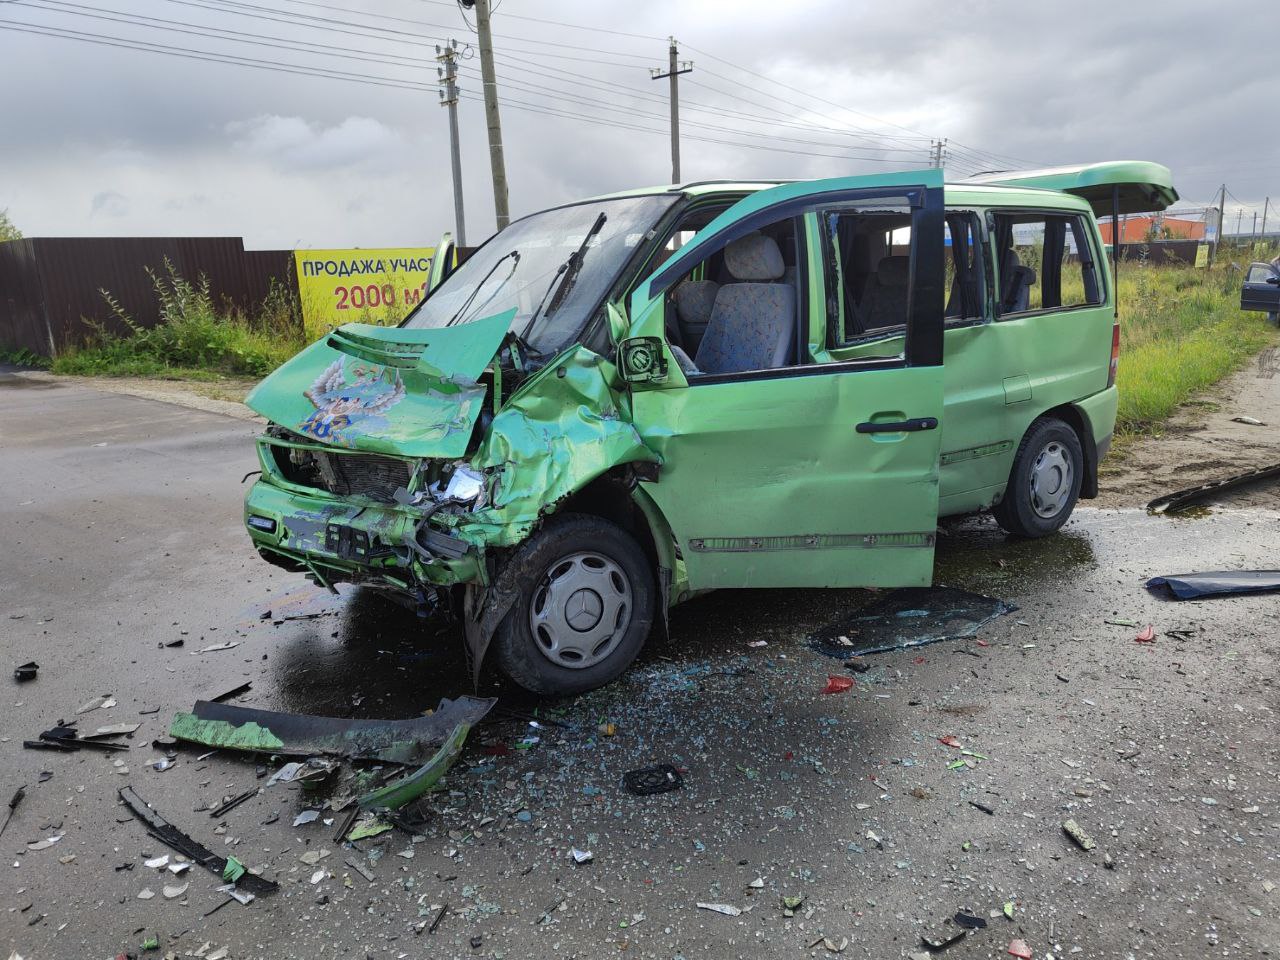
[175,237,254,314]
[0,239,52,355]
[33,237,185,346]
[0,237,298,356]
[243,250,295,305]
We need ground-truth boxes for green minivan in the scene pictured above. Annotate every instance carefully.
[243,161,1177,694]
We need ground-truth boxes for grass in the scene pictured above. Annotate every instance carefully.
[48,260,309,380]
[1113,242,1278,438]
[0,346,51,369]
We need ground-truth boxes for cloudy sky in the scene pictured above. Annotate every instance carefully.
[1,0,1274,249]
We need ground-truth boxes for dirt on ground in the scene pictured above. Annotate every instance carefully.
[21,370,263,422]
[1096,345,1280,510]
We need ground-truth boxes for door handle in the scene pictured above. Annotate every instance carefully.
[856,417,938,434]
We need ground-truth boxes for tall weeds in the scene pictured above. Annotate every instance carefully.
[51,260,308,379]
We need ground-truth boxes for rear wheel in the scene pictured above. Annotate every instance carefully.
[493,514,654,696]
[993,417,1083,538]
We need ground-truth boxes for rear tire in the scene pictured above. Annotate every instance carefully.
[493,513,654,696]
[993,417,1083,538]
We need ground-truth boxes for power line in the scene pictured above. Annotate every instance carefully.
[0,17,430,88]
[458,61,926,157]
[219,0,657,60]
[165,0,445,44]
[684,44,1039,168]
[144,0,1017,165]
[15,0,434,69]
[1,17,925,168]
[11,0,1035,176]
[183,0,1016,164]
[484,51,930,157]
[409,0,664,42]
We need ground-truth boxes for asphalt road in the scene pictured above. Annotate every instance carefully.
[2,370,1278,960]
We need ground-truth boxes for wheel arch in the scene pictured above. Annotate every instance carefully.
[1039,402,1098,499]
[556,471,677,635]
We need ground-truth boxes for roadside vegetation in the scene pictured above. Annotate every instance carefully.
[48,261,308,380]
[1114,242,1277,438]
[15,246,1280,442]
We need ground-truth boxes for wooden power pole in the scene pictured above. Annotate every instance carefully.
[651,38,693,184]
[470,0,510,230]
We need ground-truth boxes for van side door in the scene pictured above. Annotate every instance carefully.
[622,172,947,590]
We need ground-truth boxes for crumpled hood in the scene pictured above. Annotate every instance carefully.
[246,309,514,459]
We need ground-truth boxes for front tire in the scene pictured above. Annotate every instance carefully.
[493,513,654,696]
[993,417,1083,538]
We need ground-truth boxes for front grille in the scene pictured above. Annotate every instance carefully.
[272,445,412,500]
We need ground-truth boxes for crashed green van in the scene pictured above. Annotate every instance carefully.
[244,161,1177,695]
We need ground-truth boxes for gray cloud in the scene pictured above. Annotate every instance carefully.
[90,190,129,218]
[0,0,1274,248]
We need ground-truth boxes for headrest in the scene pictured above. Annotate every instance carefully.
[876,255,910,286]
[724,233,785,281]
[672,280,720,325]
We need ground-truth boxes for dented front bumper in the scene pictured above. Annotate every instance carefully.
[244,432,491,599]
[244,480,484,589]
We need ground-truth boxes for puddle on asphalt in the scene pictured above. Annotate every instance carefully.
[243,583,551,722]
[0,372,62,390]
[934,515,1097,591]
[809,586,1015,658]
[242,506,1279,715]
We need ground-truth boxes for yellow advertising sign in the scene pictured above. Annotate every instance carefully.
[1195,242,1209,268]
[295,247,434,337]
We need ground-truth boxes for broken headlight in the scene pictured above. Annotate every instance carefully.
[430,463,487,510]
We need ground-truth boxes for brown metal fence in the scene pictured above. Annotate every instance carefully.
[0,237,293,357]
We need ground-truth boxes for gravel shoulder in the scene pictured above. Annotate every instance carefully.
[1097,345,1280,509]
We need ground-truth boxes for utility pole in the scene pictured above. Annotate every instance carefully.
[467,0,509,230]
[1236,208,1243,245]
[1262,197,1270,244]
[1210,184,1226,265]
[1252,211,1259,249]
[651,38,692,184]
[929,139,947,168]
[436,40,466,246]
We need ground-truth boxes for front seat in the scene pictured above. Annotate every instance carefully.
[692,234,795,375]
[857,255,910,331]
[1000,248,1037,313]
[671,278,720,347]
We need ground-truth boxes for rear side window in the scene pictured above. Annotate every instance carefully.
[991,212,1103,315]
[944,213,986,322]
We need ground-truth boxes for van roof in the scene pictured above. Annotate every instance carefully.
[587,177,1093,211]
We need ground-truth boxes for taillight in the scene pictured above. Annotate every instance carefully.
[1107,322,1120,388]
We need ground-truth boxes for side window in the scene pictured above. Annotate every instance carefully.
[662,217,802,377]
[1247,264,1275,283]
[992,212,1103,315]
[944,212,987,322]
[821,201,914,348]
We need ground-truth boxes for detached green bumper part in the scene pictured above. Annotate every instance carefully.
[244,479,484,591]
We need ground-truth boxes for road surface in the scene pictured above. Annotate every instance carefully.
[2,369,1277,959]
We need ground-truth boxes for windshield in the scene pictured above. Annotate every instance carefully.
[402,194,678,355]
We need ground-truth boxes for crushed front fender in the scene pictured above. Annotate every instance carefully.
[449,347,659,548]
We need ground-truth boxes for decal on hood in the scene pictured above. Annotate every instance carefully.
[299,358,407,445]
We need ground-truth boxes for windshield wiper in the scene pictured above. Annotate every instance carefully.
[518,212,607,341]
[446,250,520,327]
